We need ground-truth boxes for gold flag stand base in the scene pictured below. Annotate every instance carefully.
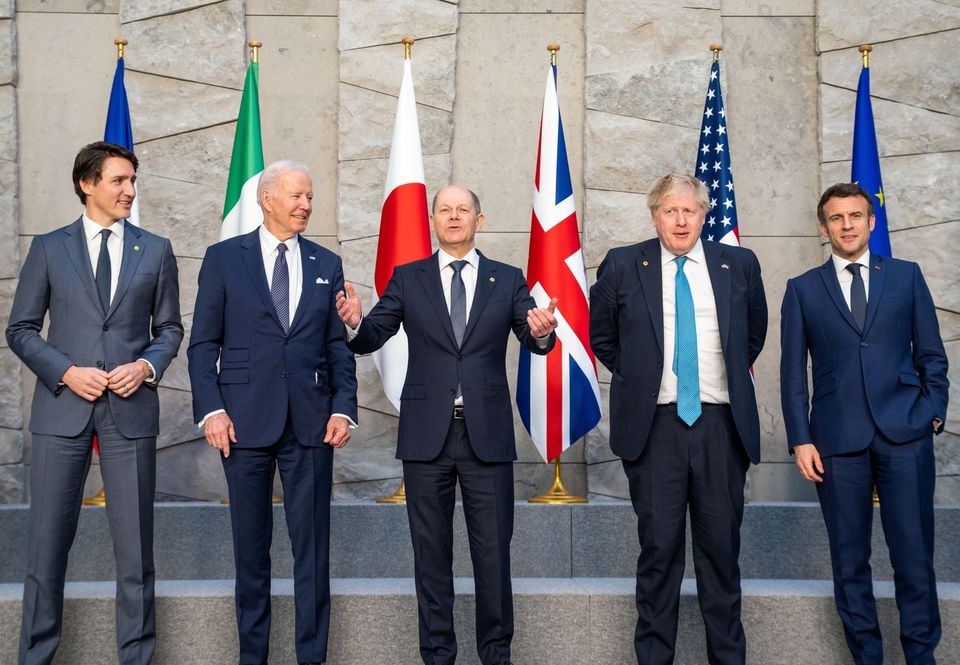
[529,458,587,504]
[82,487,106,506]
[376,478,407,504]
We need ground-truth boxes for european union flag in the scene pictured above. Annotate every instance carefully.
[852,64,891,256]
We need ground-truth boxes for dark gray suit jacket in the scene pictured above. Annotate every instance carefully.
[6,218,183,438]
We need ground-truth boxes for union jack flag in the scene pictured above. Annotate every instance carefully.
[696,59,739,245]
[516,61,601,464]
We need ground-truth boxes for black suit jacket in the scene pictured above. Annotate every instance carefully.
[589,238,767,463]
[349,250,555,462]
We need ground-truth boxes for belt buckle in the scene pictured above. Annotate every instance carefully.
[452,404,465,420]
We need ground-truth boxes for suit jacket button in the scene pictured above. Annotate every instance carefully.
[860,342,868,348]
[449,389,456,396]
[96,361,104,368]
[458,355,463,360]
[650,391,657,398]
[102,325,109,331]
[280,371,288,378]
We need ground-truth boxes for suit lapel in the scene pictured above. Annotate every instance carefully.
[462,252,496,348]
[418,252,459,349]
[636,241,664,357]
[107,222,144,318]
[240,229,285,331]
[704,243,731,354]
[863,253,885,334]
[63,218,106,315]
[289,238,319,334]
[817,258,861,332]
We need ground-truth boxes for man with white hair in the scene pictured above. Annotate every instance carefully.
[188,161,357,665]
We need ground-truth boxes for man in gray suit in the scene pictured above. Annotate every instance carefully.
[6,141,183,665]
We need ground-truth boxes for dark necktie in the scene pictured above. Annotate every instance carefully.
[674,256,701,427]
[95,228,112,313]
[846,263,866,329]
[450,260,467,346]
[272,242,289,333]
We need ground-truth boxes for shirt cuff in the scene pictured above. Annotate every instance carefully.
[331,413,358,429]
[344,314,362,341]
[138,359,157,384]
[533,334,551,349]
[198,409,226,429]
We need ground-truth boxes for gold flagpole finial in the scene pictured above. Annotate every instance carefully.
[114,38,128,59]
[402,36,414,60]
[547,43,560,66]
[248,40,262,64]
[859,44,872,68]
[709,43,723,63]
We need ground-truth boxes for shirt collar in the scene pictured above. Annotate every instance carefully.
[438,247,479,271]
[831,248,871,275]
[82,215,125,242]
[259,224,299,254]
[659,238,705,267]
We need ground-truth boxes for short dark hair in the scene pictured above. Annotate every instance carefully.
[72,141,139,204]
[431,185,482,215]
[817,183,873,224]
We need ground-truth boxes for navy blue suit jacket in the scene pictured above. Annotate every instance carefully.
[589,238,768,464]
[348,251,555,463]
[780,254,948,457]
[6,218,183,438]
[187,229,358,447]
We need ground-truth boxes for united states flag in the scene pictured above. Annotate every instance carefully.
[516,61,601,464]
[696,59,740,245]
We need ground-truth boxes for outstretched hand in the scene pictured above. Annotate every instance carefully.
[527,297,559,338]
[335,281,363,328]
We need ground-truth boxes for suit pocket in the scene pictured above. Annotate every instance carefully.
[218,368,249,384]
[898,371,922,388]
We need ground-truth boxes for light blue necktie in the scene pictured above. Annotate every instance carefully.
[674,256,701,426]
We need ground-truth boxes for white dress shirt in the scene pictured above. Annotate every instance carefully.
[657,239,729,405]
[260,225,302,328]
[831,249,871,310]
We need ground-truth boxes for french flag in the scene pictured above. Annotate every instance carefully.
[516,62,601,463]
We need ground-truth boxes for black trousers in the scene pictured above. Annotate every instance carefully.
[402,417,514,665]
[622,403,749,665]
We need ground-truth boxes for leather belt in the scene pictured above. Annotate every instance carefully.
[452,404,465,420]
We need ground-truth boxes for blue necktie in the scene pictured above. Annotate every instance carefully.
[95,228,112,313]
[674,256,701,426]
[272,242,289,334]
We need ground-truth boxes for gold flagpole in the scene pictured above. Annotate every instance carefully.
[528,43,587,505]
[83,37,133,509]
[710,42,722,62]
[375,35,417,506]
[249,39,262,63]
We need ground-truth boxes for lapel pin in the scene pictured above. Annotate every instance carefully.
[642,260,649,267]
[489,277,495,282]
[309,255,316,260]
[721,263,729,270]
[133,245,140,251]
[874,265,879,270]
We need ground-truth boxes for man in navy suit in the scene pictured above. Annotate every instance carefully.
[7,141,183,665]
[335,184,557,665]
[590,172,767,665]
[781,183,948,665]
[188,161,357,665]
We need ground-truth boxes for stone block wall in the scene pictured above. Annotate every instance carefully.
[2,0,957,503]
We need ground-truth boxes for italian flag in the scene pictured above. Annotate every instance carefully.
[221,60,264,240]
[373,57,432,412]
